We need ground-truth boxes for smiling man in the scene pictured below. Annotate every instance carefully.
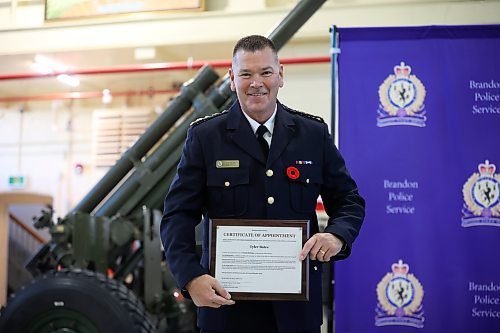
[160,35,365,333]
[229,38,283,123]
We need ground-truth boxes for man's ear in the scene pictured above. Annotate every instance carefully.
[228,68,236,92]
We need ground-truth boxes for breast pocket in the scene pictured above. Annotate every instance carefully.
[206,168,249,217]
[289,166,323,213]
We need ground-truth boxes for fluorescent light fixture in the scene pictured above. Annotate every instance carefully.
[134,47,156,60]
[33,54,79,87]
[57,74,80,87]
[35,55,68,72]
[31,62,53,74]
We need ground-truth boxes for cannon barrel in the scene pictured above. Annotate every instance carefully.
[93,70,231,217]
[72,65,220,214]
[9,1,329,331]
[91,0,328,218]
[267,0,326,49]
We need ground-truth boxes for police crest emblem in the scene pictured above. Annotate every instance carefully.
[377,62,427,127]
[462,160,500,227]
[375,260,425,328]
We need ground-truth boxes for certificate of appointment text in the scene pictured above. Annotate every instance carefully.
[214,225,303,294]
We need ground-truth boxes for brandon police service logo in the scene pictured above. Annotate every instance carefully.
[377,62,427,127]
[375,259,424,328]
[462,160,500,227]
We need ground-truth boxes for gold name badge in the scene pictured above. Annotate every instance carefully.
[216,160,240,168]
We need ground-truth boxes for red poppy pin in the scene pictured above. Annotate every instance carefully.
[286,166,300,180]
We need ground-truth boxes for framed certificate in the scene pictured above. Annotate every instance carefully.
[209,219,309,301]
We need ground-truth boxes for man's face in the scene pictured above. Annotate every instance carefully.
[229,47,284,122]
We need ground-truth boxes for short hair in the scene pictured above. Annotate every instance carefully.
[232,35,278,62]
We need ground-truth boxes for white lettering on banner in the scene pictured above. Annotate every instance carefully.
[469,80,500,89]
[472,105,500,114]
[384,179,419,189]
[469,282,500,292]
[386,205,415,214]
[469,79,500,116]
[388,192,414,201]
[383,179,418,215]
[468,281,500,321]
[472,308,500,318]
[474,92,500,102]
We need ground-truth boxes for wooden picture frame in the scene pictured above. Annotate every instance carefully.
[209,219,310,301]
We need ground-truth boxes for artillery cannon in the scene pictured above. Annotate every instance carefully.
[0,1,327,331]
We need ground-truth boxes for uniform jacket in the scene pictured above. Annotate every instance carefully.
[160,101,365,332]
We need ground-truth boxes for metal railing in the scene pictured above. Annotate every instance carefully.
[8,212,48,292]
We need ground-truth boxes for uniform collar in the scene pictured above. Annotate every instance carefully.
[225,101,297,166]
[226,101,294,130]
[241,105,277,136]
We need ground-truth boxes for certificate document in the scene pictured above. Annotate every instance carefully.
[209,219,309,301]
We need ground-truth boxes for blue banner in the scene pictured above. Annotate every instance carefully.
[335,25,500,333]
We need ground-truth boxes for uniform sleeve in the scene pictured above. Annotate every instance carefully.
[160,127,208,288]
[320,123,365,260]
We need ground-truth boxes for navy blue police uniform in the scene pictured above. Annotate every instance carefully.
[160,100,365,332]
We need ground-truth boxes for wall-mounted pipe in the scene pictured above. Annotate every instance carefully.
[0,56,330,81]
[0,56,330,103]
[0,88,180,103]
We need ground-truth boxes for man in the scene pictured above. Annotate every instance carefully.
[161,35,365,333]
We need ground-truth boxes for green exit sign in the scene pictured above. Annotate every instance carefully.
[8,175,27,189]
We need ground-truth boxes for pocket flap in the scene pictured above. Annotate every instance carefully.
[206,168,249,188]
[288,166,323,185]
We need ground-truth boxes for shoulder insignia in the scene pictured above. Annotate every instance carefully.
[282,104,324,123]
[190,110,227,127]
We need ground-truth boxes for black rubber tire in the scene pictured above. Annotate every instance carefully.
[0,268,155,333]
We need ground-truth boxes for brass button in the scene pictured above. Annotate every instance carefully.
[313,266,318,271]
[266,169,274,177]
[224,181,230,187]
[267,196,275,204]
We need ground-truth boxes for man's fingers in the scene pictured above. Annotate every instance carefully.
[300,237,316,260]
[212,279,230,298]
[186,274,235,308]
[301,233,344,261]
[210,279,235,306]
[210,302,221,309]
[212,278,233,301]
[210,294,235,306]
[310,243,324,261]
[317,248,333,262]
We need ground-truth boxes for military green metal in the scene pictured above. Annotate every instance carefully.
[138,168,178,212]
[72,213,110,273]
[268,0,327,50]
[95,144,184,217]
[143,208,163,311]
[11,1,329,332]
[72,65,220,215]
[91,0,327,220]
[95,71,232,218]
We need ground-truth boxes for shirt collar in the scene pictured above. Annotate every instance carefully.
[241,104,277,136]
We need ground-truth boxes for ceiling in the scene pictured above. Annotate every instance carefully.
[0,41,239,106]
[0,37,331,108]
[2,0,498,107]
[0,0,330,107]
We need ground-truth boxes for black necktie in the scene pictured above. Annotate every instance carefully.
[256,125,269,159]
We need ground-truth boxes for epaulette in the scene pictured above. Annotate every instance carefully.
[282,104,324,123]
[190,110,227,127]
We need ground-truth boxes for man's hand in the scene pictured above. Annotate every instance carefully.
[185,274,235,308]
[299,233,344,262]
